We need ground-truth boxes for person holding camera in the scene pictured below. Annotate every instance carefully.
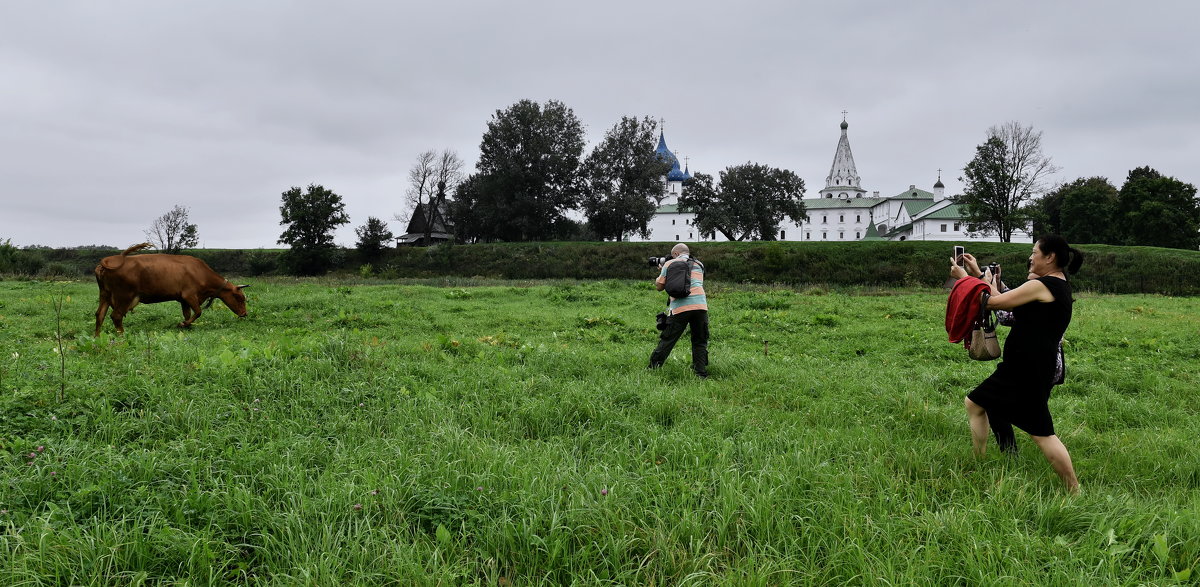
[949,235,1083,493]
[648,243,708,378]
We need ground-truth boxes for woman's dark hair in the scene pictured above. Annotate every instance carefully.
[1037,234,1083,275]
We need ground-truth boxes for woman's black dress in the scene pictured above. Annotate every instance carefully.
[968,276,1072,436]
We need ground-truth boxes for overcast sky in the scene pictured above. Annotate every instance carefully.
[2,1,1196,248]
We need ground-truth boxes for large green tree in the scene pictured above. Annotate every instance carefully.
[447,174,485,244]
[678,163,806,241]
[278,184,350,275]
[580,116,672,241]
[1114,167,1200,249]
[1054,177,1119,244]
[463,99,586,242]
[957,122,1058,242]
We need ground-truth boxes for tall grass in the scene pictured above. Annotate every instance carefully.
[0,277,1197,584]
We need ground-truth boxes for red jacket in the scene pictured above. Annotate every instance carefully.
[946,276,990,344]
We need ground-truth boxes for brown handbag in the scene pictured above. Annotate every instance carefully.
[968,292,1001,361]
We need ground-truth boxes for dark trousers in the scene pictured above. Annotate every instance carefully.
[648,310,709,375]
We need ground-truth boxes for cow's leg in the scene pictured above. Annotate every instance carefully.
[94,295,111,336]
[110,294,138,334]
[179,296,203,328]
[110,304,128,334]
[180,301,193,324]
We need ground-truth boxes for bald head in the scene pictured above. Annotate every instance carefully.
[671,243,689,257]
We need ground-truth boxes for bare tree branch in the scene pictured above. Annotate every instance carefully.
[145,204,199,254]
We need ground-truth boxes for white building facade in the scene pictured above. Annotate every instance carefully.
[635,118,1031,243]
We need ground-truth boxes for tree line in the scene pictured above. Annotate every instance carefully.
[956,121,1199,249]
[15,101,1195,278]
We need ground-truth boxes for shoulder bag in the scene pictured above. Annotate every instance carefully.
[968,292,1001,361]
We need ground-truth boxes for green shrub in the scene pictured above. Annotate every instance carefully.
[37,262,77,278]
[7,242,1198,294]
[378,241,1200,295]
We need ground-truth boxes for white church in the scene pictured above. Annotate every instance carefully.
[635,118,1030,243]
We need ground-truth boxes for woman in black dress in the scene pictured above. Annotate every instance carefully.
[950,235,1082,492]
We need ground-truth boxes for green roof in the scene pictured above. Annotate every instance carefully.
[861,222,886,241]
[656,204,682,213]
[903,200,935,216]
[920,203,969,220]
[884,222,913,238]
[892,187,934,199]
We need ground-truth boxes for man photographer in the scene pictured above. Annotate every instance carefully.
[648,243,708,378]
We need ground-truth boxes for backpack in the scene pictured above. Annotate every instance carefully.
[664,258,697,299]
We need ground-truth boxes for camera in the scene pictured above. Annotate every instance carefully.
[648,256,669,268]
[655,311,668,331]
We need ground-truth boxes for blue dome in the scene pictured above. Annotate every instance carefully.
[655,131,680,168]
[667,160,688,182]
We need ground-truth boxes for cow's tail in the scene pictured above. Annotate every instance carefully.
[99,242,153,270]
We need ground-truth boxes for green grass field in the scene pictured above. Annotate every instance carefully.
[1,277,1198,585]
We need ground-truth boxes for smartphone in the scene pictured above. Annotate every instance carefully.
[954,245,965,267]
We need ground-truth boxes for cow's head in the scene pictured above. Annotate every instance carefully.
[217,283,250,317]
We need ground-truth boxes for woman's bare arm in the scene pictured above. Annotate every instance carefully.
[986,279,1053,310]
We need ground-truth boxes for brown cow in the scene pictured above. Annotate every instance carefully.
[94,243,249,335]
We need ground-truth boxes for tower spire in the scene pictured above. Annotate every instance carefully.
[821,114,866,199]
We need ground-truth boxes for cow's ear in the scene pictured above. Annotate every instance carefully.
[236,284,250,289]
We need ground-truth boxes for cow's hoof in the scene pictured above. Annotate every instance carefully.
[177,322,192,329]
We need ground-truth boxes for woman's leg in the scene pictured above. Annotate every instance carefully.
[1030,434,1080,493]
[964,397,990,456]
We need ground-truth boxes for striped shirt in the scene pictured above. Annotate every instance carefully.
[656,255,708,314]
